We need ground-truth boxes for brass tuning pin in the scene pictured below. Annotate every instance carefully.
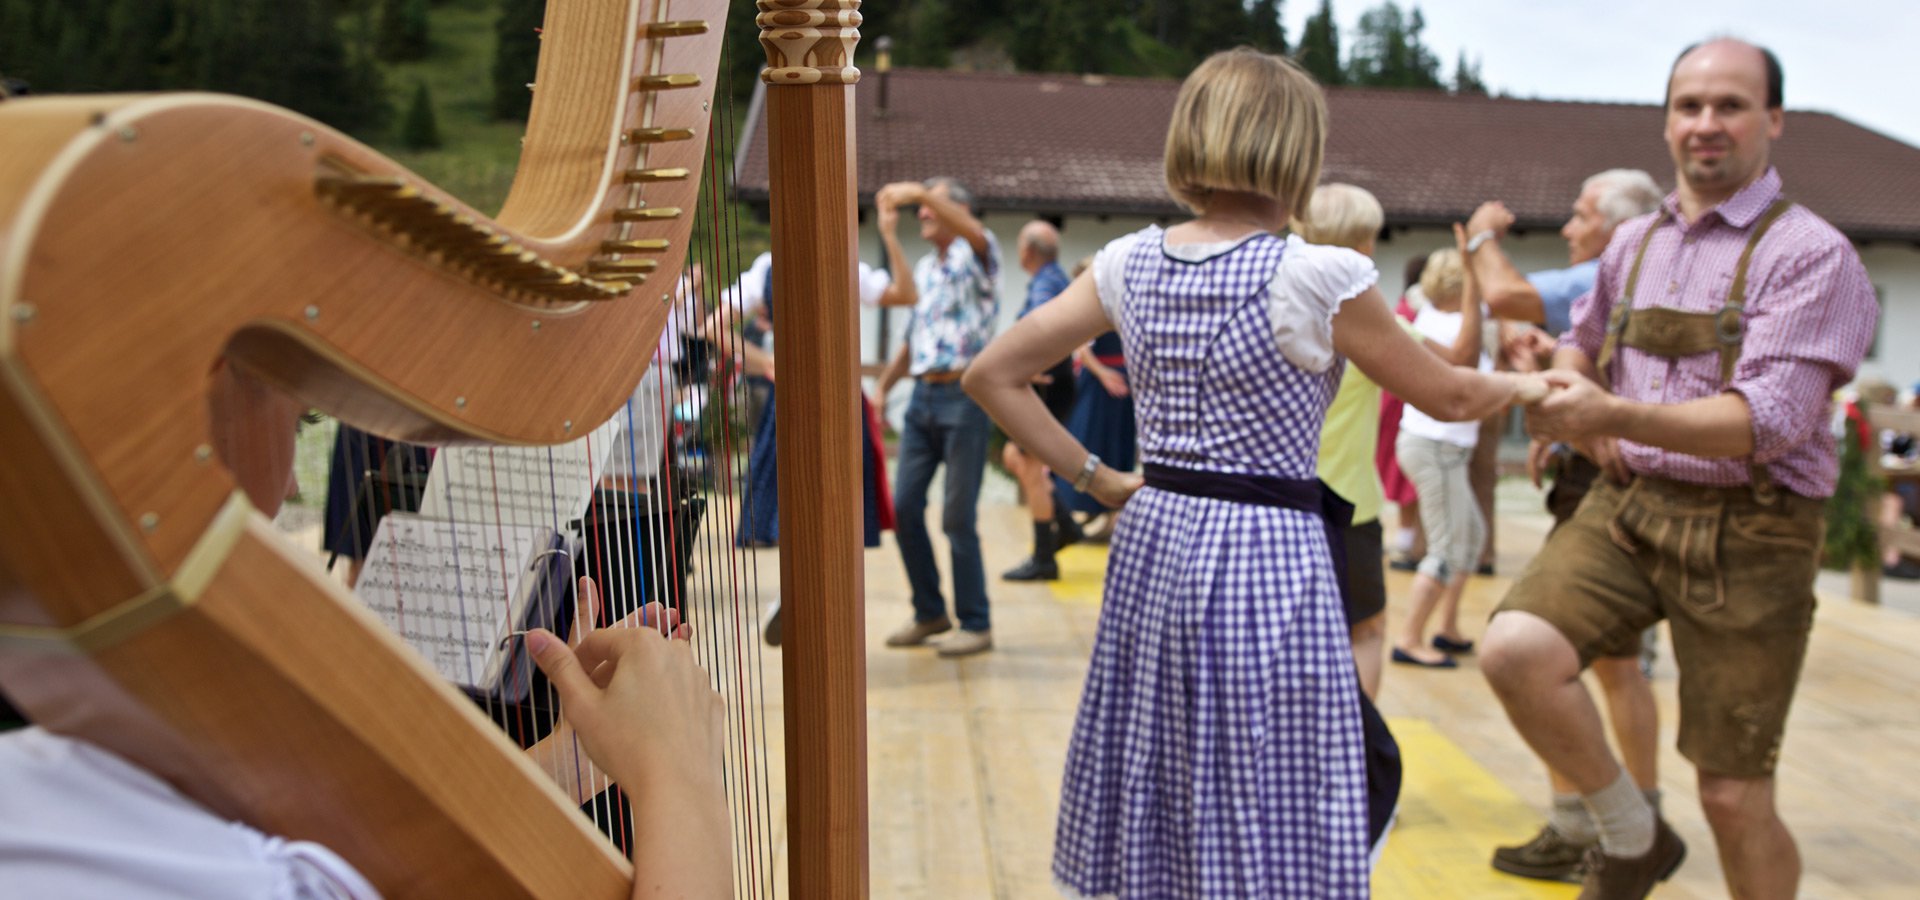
[634,74,700,91]
[622,167,690,184]
[625,127,696,144]
[643,21,709,38]
[612,207,682,223]
[601,239,672,254]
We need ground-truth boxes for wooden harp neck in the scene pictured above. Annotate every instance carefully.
[0,1,735,896]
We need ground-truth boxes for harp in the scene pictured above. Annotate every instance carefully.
[0,0,867,896]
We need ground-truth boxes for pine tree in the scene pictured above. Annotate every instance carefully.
[1249,0,1289,55]
[490,0,545,120]
[899,0,954,68]
[1346,1,1442,88]
[1296,0,1344,86]
[400,79,442,150]
[1183,0,1252,60]
[375,0,431,63]
[1451,49,1486,94]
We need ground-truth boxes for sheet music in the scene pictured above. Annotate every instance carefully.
[353,513,556,690]
[417,417,622,527]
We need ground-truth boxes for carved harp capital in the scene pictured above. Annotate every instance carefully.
[758,0,862,85]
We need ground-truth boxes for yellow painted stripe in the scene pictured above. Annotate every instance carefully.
[1376,718,1577,899]
[1046,544,1109,606]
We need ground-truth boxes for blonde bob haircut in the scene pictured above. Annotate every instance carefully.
[1420,248,1466,305]
[1292,183,1383,252]
[1164,48,1327,217]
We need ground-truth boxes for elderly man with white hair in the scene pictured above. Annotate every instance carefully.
[1460,167,1666,885]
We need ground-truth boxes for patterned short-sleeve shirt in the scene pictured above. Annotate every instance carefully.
[908,231,1001,375]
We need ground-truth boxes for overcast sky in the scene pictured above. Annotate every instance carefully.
[1285,0,1920,148]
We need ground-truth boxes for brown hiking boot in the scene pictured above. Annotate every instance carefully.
[884,616,953,647]
[1577,818,1686,899]
[1491,825,1591,882]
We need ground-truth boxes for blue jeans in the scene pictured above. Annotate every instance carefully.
[893,380,992,631]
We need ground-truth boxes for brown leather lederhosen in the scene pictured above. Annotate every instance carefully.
[1593,198,1795,506]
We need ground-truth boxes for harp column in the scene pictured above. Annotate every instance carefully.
[758,2,869,898]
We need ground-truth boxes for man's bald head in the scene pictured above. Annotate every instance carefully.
[1667,38,1782,109]
[1017,220,1060,275]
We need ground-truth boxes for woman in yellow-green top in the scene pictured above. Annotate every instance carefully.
[1296,185,1484,696]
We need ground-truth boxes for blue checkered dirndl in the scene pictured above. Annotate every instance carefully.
[1052,228,1370,898]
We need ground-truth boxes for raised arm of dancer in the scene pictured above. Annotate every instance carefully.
[964,274,1141,508]
[1333,286,1542,422]
[875,187,917,308]
[1419,222,1488,367]
[1465,201,1547,324]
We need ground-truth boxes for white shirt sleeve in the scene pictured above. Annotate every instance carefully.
[0,728,380,900]
[1092,231,1145,333]
[721,252,774,316]
[1268,234,1380,373]
[856,262,892,308]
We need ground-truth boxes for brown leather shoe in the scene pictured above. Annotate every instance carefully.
[1577,818,1686,899]
[1491,824,1591,882]
[884,616,953,647]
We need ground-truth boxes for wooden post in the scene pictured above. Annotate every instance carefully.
[758,2,869,898]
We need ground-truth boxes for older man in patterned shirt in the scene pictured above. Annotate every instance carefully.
[1482,39,1878,900]
[874,177,1003,657]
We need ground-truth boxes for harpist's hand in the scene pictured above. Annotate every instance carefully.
[528,619,723,800]
[528,590,734,896]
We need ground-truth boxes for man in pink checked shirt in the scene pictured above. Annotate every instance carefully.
[1479,38,1878,900]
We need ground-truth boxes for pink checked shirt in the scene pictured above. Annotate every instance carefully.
[1561,168,1879,498]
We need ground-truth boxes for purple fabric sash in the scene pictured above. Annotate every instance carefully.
[1142,463,1356,608]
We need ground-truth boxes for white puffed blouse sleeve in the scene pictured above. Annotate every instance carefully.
[1091,230,1146,332]
[1266,234,1379,373]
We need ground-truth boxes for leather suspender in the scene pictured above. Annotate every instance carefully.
[1592,197,1795,502]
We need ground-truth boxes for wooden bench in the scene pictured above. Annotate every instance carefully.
[1854,405,1920,604]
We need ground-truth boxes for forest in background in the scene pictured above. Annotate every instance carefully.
[0,0,1488,279]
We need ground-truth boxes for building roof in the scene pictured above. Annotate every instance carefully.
[733,67,1920,243]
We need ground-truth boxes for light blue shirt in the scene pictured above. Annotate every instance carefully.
[908,231,1001,375]
[1525,258,1598,337]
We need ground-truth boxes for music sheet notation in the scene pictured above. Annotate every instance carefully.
[418,417,623,528]
[353,513,555,690]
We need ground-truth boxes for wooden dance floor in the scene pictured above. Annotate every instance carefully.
[741,479,1920,899]
[279,470,1919,897]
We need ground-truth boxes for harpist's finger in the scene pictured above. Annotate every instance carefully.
[528,629,597,708]
[572,626,665,674]
[571,577,604,645]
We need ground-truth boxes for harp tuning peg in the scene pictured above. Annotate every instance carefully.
[613,207,683,222]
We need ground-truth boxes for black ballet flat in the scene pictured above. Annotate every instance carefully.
[1391,647,1458,669]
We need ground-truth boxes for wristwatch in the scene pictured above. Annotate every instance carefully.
[1465,229,1497,254]
[1072,453,1102,493]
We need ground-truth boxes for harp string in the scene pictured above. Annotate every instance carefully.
[256,3,785,889]
[694,122,765,897]
[699,70,759,896]
[713,42,781,895]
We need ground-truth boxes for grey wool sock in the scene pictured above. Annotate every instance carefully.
[1548,792,1598,844]
[1584,771,1655,857]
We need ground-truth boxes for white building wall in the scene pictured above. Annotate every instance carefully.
[1854,243,1920,393]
